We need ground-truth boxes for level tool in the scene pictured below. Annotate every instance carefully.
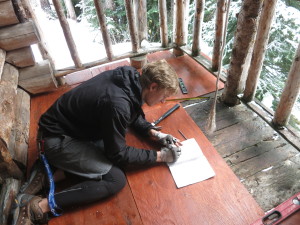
[251,192,300,225]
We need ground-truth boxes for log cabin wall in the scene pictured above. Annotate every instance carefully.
[0,1,57,223]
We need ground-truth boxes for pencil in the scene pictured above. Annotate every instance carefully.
[178,129,187,140]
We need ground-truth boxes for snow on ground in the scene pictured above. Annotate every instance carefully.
[32,7,132,69]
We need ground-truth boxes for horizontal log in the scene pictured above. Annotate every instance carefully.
[0,20,39,51]
[0,178,21,225]
[0,1,19,27]
[6,47,35,68]
[19,60,58,94]
[0,48,5,80]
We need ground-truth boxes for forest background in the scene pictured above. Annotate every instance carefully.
[32,0,300,130]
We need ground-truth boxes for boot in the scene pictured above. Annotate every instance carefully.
[12,194,48,225]
[19,160,46,195]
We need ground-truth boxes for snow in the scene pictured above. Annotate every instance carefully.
[32,7,132,69]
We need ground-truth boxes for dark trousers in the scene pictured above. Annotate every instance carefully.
[40,133,126,210]
[55,166,126,209]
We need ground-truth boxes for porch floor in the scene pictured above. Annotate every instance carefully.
[27,50,299,224]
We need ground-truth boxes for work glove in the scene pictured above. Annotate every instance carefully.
[154,132,178,147]
[160,145,182,163]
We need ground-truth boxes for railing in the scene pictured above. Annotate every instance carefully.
[30,0,299,129]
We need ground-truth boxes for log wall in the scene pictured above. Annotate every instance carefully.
[0,1,51,223]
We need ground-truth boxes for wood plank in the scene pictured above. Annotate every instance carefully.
[64,59,130,85]
[231,142,298,180]
[126,102,264,225]
[243,154,300,211]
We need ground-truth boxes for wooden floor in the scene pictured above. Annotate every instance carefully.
[27,50,300,224]
[183,92,300,212]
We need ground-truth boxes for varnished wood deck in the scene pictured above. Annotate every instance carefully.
[27,50,299,224]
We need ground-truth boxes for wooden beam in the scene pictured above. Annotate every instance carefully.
[93,0,114,60]
[134,0,147,43]
[0,0,19,26]
[243,0,278,102]
[19,60,58,94]
[273,42,300,127]
[52,0,82,68]
[191,0,205,56]
[222,0,263,106]
[55,46,172,78]
[212,0,226,71]
[124,0,139,53]
[0,20,39,51]
[173,0,185,56]
[158,0,168,47]
[6,47,35,68]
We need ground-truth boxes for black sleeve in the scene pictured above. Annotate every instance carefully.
[131,114,155,136]
[101,104,157,167]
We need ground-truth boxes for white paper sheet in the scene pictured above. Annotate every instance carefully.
[167,138,215,188]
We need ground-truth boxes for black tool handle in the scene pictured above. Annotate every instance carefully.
[153,104,180,125]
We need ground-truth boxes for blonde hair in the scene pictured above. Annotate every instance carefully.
[140,59,179,94]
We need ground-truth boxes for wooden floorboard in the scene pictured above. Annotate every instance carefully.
[126,103,263,225]
[30,50,255,225]
[183,92,300,212]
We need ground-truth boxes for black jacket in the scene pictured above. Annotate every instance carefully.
[39,66,157,166]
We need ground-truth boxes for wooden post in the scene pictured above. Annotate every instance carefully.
[93,0,114,60]
[212,0,226,71]
[20,0,55,67]
[158,0,168,47]
[0,0,19,26]
[273,42,300,127]
[191,0,205,56]
[0,63,19,151]
[12,88,30,166]
[52,0,82,68]
[222,0,263,106]
[124,0,139,53]
[134,0,147,43]
[173,0,185,56]
[130,54,147,69]
[0,20,39,51]
[64,0,77,20]
[243,0,278,102]
[6,47,35,68]
[0,48,5,80]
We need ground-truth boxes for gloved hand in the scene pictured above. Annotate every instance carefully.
[154,132,177,147]
[160,145,181,163]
